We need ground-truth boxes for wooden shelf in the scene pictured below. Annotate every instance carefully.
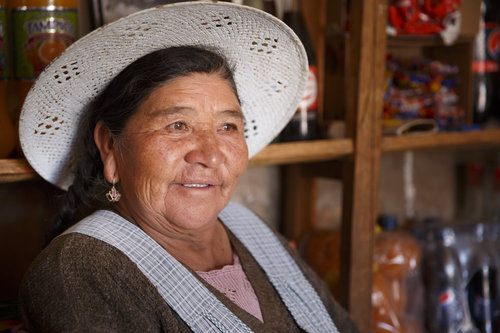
[0,139,354,183]
[2,129,499,181]
[382,128,500,152]
[249,138,353,167]
[387,34,473,48]
[0,159,37,183]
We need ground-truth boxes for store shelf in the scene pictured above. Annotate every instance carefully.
[249,138,354,167]
[387,34,473,48]
[382,128,500,152]
[3,130,498,182]
[0,138,354,183]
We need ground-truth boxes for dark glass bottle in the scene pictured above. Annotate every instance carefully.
[472,0,500,125]
[278,0,320,142]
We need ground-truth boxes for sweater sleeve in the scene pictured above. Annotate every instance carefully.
[18,234,166,333]
[275,232,361,333]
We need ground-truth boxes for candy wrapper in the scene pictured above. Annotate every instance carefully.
[384,56,466,133]
[387,0,462,45]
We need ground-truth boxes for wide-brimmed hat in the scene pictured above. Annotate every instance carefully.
[19,1,308,190]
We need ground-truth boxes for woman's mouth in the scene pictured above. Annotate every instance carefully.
[182,183,211,188]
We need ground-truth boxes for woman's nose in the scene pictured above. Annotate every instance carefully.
[184,130,224,168]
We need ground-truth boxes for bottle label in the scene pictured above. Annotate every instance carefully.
[12,8,78,80]
[472,22,500,73]
[298,65,318,113]
[437,287,464,325]
[0,7,8,80]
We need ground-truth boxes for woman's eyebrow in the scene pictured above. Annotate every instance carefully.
[147,106,194,119]
[219,109,245,121]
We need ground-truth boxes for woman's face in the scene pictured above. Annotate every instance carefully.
[110,72,248,232]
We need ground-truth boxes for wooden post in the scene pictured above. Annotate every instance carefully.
[280,164,318,242]
[339,0,387,332]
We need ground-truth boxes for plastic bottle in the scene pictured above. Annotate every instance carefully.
[465,223,500,333]
[0,0,15,158]
[372,266,403,333]
[278,0,320,142]
[372,215,424,333]
[423,227,478,333]
[9,0,78,139]
[299,228,340,298]
[471,0,500,125]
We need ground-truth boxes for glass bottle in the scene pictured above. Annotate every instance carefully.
[277,0,320,142]
[472,0,500,125]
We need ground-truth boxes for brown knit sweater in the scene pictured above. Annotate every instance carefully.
[19,226,359,332]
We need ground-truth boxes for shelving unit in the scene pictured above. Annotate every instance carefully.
[1,1,500,332]
[290,1,499,332]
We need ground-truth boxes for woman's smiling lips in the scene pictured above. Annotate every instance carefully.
[182,183,211,188]
[173,179,220,189]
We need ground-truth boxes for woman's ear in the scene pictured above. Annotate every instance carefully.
[94,121,119,183]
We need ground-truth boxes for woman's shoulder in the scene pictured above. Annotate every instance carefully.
[18,233,185,332]
[20,233,136,292]
[36,233,125,269]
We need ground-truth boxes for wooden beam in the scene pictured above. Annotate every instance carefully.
[280,164,318,242]
[339,0,387,332]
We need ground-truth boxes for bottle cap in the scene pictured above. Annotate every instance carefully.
[377,215,398,230]
[437,227,456,246]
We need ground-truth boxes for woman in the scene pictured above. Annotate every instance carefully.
[18,2,358,332]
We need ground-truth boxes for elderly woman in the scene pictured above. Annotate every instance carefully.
[18,2,358,332]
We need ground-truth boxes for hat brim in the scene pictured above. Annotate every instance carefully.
[19,1,308,190]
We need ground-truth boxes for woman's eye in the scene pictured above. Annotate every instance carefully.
[221,123,237,131]
[169,121,187,130]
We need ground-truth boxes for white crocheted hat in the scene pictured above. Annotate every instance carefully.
[19,1,308,190]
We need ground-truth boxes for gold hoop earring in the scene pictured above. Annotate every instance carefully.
[106,178,121,203]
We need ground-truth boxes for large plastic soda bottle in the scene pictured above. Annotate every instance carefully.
[372,215,424,333]
[9,0,78,147]
[465,223,500,333]
[424,227,478,333]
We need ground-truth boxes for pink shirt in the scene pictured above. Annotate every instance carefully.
[197,254,264,322]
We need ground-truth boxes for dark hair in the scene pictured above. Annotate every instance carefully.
[50,46,238,239]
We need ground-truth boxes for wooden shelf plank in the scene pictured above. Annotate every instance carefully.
[0,159,37,183]
[249,138,353,167]
[387,34,473,48]
[382,128,500,152]
[2,129,499,182]
[0,139,354,183]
